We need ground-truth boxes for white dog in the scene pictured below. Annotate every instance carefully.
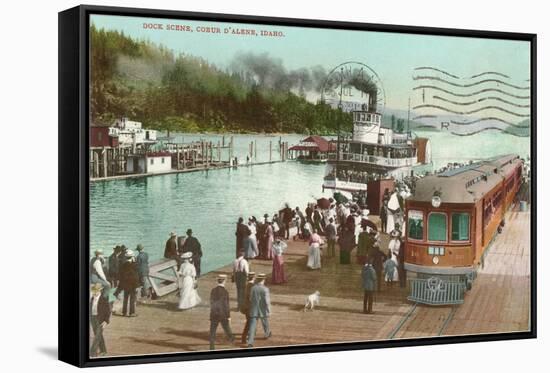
[304,291,320,311]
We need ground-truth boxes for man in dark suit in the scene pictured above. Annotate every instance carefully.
[240,272,256,343]
[209,274,234,350]
[235,217,248,258]
[281,204,293,239]
[247,273,271,347]
[118,250,140,317]
[182,229,203,277]
[89,283,111,357]
[361,260,377,314]
[164,232,178,260]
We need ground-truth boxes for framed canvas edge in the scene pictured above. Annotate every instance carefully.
[58,4,537,368]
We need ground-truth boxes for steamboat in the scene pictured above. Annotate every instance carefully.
[321,102,432,193]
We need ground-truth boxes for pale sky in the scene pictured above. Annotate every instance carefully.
[91,14,531,111]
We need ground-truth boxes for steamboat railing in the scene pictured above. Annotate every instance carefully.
[328,153,417,167]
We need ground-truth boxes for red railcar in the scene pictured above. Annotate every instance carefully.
[404,154,523,305]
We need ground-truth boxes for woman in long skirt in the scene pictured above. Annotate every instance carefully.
[307,231,323,269]
[271,239,287,284]
[264,221,274,260]
[243,226,258,260]
[177,252,201,310]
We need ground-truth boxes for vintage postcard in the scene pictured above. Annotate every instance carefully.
[87,13,532,358]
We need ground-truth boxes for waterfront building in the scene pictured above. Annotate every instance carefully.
[127,152,172,174]
[111,117,157,147]
[288,135,336,163]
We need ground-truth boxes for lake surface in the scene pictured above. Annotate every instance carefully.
[90,130,530,273]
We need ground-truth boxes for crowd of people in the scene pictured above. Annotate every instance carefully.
[89,186,414,356]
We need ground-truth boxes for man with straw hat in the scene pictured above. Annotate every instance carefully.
[90,249,110,296]
[89,283,111,357]
[240,272,256,344]
[209,274,234,350]
[247,273,272,347]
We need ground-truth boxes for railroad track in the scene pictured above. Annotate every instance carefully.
[387,303,459,339]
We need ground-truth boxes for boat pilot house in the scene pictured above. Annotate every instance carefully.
[404,154,523,305]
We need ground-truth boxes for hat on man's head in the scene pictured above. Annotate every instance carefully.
[247,272,256,279]
[186,229,193,235]
[217,274,228,282]
[256,273,267,280]
[90,283,103,292]
[390,229,400,238]
[94,249,103,255]
[136,244,144,251]
[125,249,135,258]
[181,251,193,259]
[263,213,269,218]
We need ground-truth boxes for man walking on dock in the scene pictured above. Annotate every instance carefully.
[182,229,203,277]
[361,260,377,314]
[209,274,234,350]
[247,273,272,347]
[240,272,256,344]
[89,283,111,357]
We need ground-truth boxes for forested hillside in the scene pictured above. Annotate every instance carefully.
[90,24,353,134]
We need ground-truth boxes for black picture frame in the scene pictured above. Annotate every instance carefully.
[58,4,537,368]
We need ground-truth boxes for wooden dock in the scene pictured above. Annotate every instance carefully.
[96,207,531,357]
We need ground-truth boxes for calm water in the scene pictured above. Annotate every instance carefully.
[90,130,530,273]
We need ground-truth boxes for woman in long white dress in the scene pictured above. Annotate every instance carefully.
[177,252,201,310]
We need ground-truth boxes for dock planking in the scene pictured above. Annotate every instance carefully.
[97,207,530,357]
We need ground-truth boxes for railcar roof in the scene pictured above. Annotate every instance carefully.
[410,154,521,204]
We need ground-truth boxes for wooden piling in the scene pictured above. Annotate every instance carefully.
[269,141,272,162]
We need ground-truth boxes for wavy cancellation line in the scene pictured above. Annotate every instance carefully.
[433,95,530,108]
[413,104,530,117]
[414,67,511,80]
[451,127,529,137]
[413,85,530,99]
[450,117,530,128]
[413,76,529,90]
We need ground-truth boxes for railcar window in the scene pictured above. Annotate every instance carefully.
[428,212,447,242]
[408,210,424,240]
[451,213,470,241]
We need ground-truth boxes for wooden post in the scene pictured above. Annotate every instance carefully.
[102,149,108,178]
[254,140,257,160]
[217,141,221,163]
[269,141,272,162]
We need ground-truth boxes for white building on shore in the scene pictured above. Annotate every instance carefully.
[111,117,157,147]
[127,152,172,174]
